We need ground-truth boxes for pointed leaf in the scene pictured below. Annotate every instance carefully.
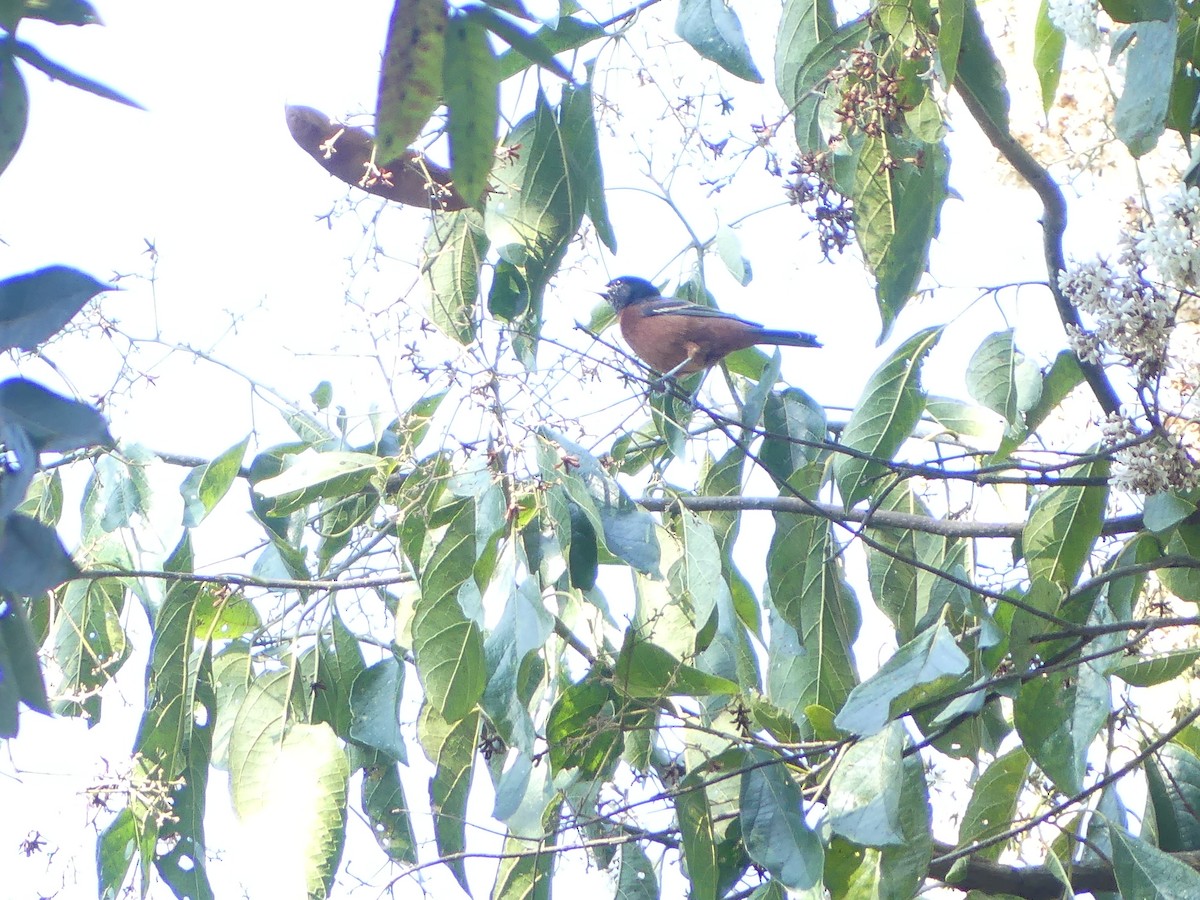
[1110,827,1200,898]
[1034,0,1066,113]
[955,747,1031,858]
[741,748,823,889]
[834,620,968,736]
[0,54,28,178]
[0,513,78,596]
[180,435,249,527]
[1115,15,1176,157]
[375,0,447,162]
[1023,456,1108,590]
[349,656,406,762]
[675,0,764,83]
[835,327,942,506]
[827,722,906,846]
[424,209,488,344]
[418,704,480,892]
[362,762,418,863]
[0,378,111,452]
[444,15,499,206]
[413,499,485,722]
[676,771,719,900]
[12,39,142,108]
[1014,665,1110,795]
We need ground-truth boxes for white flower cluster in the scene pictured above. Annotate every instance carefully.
[1102,412,1199,495]
[1135,186,1200,289]
[1060,258,1172,383]
[1047,0,1102,51]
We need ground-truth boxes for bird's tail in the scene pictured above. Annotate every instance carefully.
[758,329,822,349]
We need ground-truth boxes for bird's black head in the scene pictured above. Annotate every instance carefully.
[603,276,661,312]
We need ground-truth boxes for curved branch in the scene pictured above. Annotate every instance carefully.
[953,76,1121,416]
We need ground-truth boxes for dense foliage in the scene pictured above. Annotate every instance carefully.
[5,0,1200,898]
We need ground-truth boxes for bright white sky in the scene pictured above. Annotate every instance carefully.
[0,1,1166,897]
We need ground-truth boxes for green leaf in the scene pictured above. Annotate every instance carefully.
[133,535,208,792]
[675,0,764,83]
[955,0,1010,131]
[230,675,349,895]
[834,326,942,506]
[12,39,142,108]
[1101,0,1174,23]
[181,434,249,527]
[310,380,332,410]
[740,748,824,889]
[424,209,488,344]
[308,608,366,740]
[0,378,112,452]
[1110,826,1200,897]
[1111,648,1200,687]
[418,704,480,892]
[252,450,380,515]
[545,678,625,778]
[51,576,124,721]
[153,647,216,900]
[0,594,48,735]
[210,642,250,770]
[937,0,965,89]
[860,138,949,338]
[714,222,750,285]
[954,747,1030,858]
[1147,741,1200,852]
[362,763,418,863]
[924,395,1003,442]
[462,3,574,82]
[767,482,859,720]
[1144,492,1196,533]
[481,567,551,752]
[350,656,407,762]
[21,0,101,25]
[1023,456,1108,590]
[834,619,969,736]
[676,771,719,900]
[761,388,827,483]
[1034,0,1066,113]
[0,513,78,596]
[965,330,1042,429]
[375,0,447,162]
[485,92,584,366]
[614,630,740,698]
[865,485,963,643]
[191,586,260,641]
[413,499,485,722]
[1115,15,1177,157]
[539,430,660,574]
[613,843,659,899]
[790,19,870,152]
[561,75,616,253]
[775,0,835,108]
[444,15,499,206]
[827,722,906,846]
[0,54,28,178]
[1014,666,1109,795]
[493,17,605,82]
[96,807,140,900]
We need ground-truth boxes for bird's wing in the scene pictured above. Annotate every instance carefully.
[642,298,763,328]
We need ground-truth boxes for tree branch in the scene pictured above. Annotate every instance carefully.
[953,76,1122,416]
[637,494,1143,539]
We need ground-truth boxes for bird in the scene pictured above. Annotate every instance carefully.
[602,276,821,377]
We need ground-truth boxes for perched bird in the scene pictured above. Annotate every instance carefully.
[603,276,821,377]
